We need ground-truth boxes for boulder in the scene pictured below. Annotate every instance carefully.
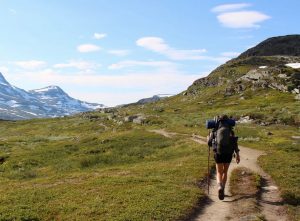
[132,116,146,124]
[124,114,146,124]
[124,115,138,122]
[238,116,253,124]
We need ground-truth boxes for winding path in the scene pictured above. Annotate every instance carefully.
[149,129,288,221]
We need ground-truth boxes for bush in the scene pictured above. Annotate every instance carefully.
[79,156,99,168]
[282,191,300,206]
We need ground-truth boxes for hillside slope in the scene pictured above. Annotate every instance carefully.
[186,35,300,125]
[238,35,300,58]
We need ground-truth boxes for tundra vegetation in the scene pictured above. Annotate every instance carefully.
[0,84,299,220]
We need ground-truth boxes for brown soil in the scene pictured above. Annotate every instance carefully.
[227,167,263,221]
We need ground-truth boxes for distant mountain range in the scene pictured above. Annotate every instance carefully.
[117,94,174,108]
[136,94,173,104]
[0,72,105,120]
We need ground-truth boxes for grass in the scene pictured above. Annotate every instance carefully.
[0,118,210,220]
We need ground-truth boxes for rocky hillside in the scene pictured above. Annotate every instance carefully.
[136,94,173,105]
[187,35,300,101]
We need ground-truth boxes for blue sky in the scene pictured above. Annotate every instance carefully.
[0,0,299,106]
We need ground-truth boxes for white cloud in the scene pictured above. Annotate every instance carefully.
[53,60,100,70]
[220,52,240,57]
[211,3,251,13]
[212,4,270,29]
[217,11,270,28]
[77,44,101,53]
[11,69,201,106]
[136,37,207,60]
[0,66,9,73]
[93,33,107,40]
[108,50,130,56]
[14,60,47,69]
[108,60,177,70]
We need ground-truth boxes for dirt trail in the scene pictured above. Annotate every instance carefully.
[149,129,288,221]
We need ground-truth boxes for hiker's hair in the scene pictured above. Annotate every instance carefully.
[219,115,229,121]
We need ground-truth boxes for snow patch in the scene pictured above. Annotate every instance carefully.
[40,95,52,100]
[285,63,300,69]
[81,102,103,109]
[156,94,173,98]
[32,86,60,92]
[237,116,253,124]
[259,66,268,69]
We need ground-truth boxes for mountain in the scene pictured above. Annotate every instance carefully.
[0,72,105,120]
[29,86,104,115]
[136,94,173,104]
[188,35,300,97]
[238,35,300,59]
[184,35,299,125]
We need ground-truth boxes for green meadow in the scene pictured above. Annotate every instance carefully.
[0,86,299,220]
[0,118,209,220]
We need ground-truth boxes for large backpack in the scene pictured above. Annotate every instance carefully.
[215,121,234,154]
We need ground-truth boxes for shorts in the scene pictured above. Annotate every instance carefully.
[214,153,233,164]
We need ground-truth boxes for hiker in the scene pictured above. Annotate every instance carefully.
[207,115,240,200]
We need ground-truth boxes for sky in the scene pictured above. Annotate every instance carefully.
[0,0,299,106]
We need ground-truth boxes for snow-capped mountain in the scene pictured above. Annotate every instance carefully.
[0,72,105,120]
[29,86,104,115]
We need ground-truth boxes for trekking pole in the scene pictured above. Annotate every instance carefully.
[207,129,211,195]
[207,145,210,195]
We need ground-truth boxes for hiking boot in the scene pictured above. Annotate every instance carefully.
[222,183,225,194]
[218,187,225,200]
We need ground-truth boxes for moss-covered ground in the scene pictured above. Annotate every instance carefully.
[0,86,299,220]
[0,118,209,220]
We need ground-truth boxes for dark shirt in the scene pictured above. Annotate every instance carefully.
[207,130,240,153]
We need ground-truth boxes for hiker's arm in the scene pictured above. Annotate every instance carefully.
[207,132,214,147]
[233,134,240,163]
[234,143,240,154]
[233,135,240,154]
[236,152,240,164]
[234,139,240,164]
[234,137,240,155]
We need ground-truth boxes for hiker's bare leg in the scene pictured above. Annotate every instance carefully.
[221,163,230,188]
[216,163,224,188]
[216,163,226,200]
